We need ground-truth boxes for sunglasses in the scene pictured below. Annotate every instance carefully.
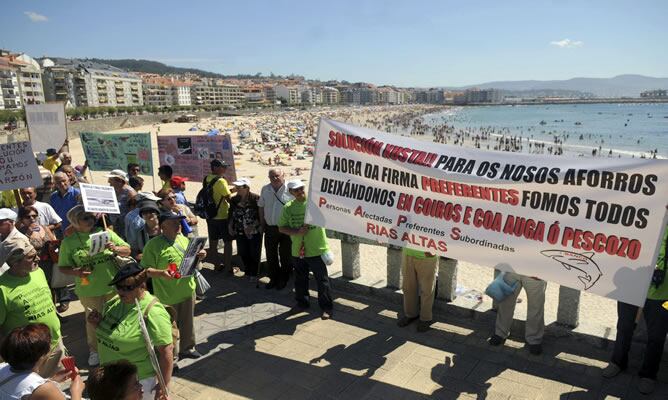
[24,214,39,219]
[82,215,96,222]
[165,195,176,200]
[115,283,139,292]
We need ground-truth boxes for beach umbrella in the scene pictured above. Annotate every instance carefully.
[207,128,220,136]
[189,127,197,131]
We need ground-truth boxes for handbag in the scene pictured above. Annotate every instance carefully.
[485,271,520,302]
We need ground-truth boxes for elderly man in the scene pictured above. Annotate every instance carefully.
[258,169,294,290]
[50,171,81,236]
[0,233,65,377]
[279,180,333,319]
[106,169,137,238]
[16,187,62,233]
[204,159,233,272]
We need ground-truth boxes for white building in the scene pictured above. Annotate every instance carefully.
[0,57,21,110]
[274,85,301,105]
[173,84,191,106]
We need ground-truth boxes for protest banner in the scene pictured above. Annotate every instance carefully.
[80,132,153,175]
[79,183,120,214]
[0,141,43,190]
[306,119,668,306]
[25,103,67,153]
[157,134,236,182]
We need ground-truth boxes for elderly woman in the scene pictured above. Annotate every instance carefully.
[156,188,197,236]
[228,178,262,280]
[0,235,64,378]
[141,211,205,360]
[58,205,131,367]
[0,324,84,400]
[127,202,162,260]
[88,263,174,400]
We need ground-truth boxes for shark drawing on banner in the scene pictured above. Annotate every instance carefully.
[540,250,603,290]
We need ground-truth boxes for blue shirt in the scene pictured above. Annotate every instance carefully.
[174,190,187,205]
[124,208,145,252]
[49,187,80,233]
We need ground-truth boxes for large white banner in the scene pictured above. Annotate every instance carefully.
[306,119,668,306]
[25,103,67,153]
[0,141,43,190]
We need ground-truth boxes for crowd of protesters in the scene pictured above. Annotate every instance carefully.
[0,143,666,398]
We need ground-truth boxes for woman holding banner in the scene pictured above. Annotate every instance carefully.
[58,205,131,367]
[87,263,174,400]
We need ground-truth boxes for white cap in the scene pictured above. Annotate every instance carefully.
[286,179,305,190]
[136,191,161,201]
[105,169,128,182]
[0,208,17,221]
[232,178,251,187]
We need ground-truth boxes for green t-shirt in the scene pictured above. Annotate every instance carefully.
[58,229,129,298]
[204,174,231,220]
[648,227,668,301]
[96,293,173,380]
[140,234,196,305]
[0,268,61,346]
[402,247,437,259]
[278,198,329,258]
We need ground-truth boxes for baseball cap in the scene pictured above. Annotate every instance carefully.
[286,179,305,190]
[136,191,161,202]
[170,176,189,186]
[139,201,161,216]
[105,169,128,182]
[158,210,186,224]
[210,159,229,168]
[109,262,144,286]
[0,208,17,221]
[232,178,251,187]
[0,234,34,266]
[46,148,58,157]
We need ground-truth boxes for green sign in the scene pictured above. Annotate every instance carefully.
[80,132,153,175]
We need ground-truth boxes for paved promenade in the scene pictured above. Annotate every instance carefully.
[61,263,668,400]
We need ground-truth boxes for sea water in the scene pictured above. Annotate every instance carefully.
[422,103,668,158]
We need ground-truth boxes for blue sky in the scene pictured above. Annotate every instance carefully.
[1,0,667,87]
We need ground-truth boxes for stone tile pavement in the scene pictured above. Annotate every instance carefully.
[60,264,668,400]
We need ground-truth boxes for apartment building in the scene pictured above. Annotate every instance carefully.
[274,85,301,105]
[41,58,89,107]
[0,51,45,108]
[172,84,192,106]
[192,83,243,107]
[321,87,340,104]
[0,58,21,110]
[241,84,266,105]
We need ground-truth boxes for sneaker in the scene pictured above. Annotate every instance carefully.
[321,310,333,320]
[417,320,432,332]
[180,348,202,359]
[638,377,656,394]
[528,343,543,355]
[602,363,622,378]
[488,335,506,346]
[88,351,100,366]
[397,316,418,327]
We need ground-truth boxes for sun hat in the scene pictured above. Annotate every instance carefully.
[109,262,144,286]
[0,208,17,221]
[105,169,128,183]
[232,178,251,187]
[286,179,305,190]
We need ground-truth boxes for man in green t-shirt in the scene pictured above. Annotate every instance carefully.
[603,223,668,395]
[141,211,206,359]
[203,159,233,273]
[278,180,333,319]
[0,234,64,378]
[397,247,438,332]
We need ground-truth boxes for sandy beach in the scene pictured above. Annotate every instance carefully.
[64,104,618,334]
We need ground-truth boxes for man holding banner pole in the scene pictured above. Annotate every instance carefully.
[279,179,334,320]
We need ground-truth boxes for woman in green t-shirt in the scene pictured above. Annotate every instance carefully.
[58,205,131,367]
[88,263,174,400]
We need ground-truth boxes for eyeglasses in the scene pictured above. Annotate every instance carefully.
[24,214,39,219]
[115,283,139,292]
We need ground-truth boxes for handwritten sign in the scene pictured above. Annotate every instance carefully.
[306,119,668,306]
[157,135,236,182]
[80,132,153,175]
[25,103,67,153]
[0,141,43,190]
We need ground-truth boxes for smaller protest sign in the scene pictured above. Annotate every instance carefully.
[25,103,67,153]
[89,231,110,256]
[79,183,120,214]
[0,141,43,191]
[178,237,207,277]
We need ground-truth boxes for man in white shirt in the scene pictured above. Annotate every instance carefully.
[258,169,294,290]
[0,208,28,274]
[16,187,62,232]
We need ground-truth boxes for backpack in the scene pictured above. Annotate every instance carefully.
[143,297,180,351]
[194,176,224,219]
